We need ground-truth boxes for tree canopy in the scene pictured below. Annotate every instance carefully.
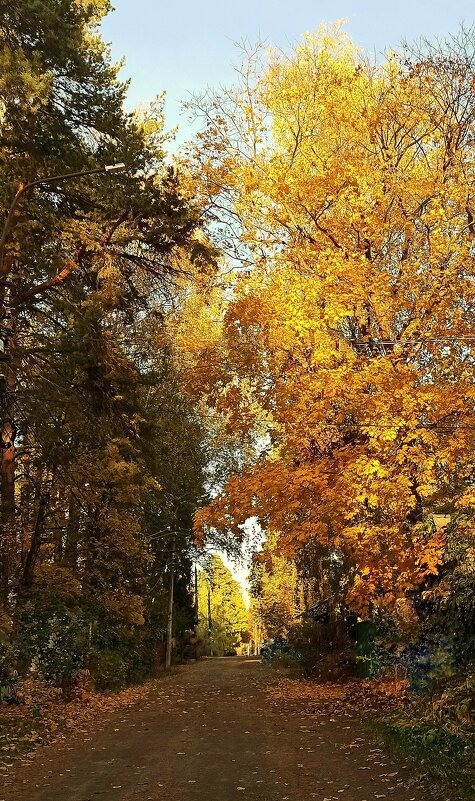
[183,24,475,616]
[0,0,212,690]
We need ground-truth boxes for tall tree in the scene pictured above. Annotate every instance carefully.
[197,555,248,655]
[186,25,475,614]
[0,0,206,607]
[0,1,214,696]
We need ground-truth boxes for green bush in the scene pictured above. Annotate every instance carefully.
[14,597,88,699]
[87,619,160,689]
[91,649,128,692]
[12,594,169,696]
[32,613,87,699]
[0,640,20,702]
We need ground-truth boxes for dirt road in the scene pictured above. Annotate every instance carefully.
[2,657,428,801]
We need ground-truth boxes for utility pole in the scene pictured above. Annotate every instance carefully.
[165,531,176,670]
[194,564,199,624]
[0,164,126,604]
[207,580,213,657]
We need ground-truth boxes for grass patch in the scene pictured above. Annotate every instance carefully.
[371,711,475,800]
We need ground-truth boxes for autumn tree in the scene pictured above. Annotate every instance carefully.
[187,24,475,615]
[249,533,300,639]
[197,555,248,655]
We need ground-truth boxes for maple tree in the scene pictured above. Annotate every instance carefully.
[185,24,475,614]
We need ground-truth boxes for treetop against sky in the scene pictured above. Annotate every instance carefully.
[101,0,475,145]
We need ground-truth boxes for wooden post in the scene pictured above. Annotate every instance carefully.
[194,564,199,624]
[165,532,175,670]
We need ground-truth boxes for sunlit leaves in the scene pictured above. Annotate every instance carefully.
[186,24,475,613]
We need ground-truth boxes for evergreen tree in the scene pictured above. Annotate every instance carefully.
[0,0,212,690]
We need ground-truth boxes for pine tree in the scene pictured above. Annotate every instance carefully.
[0,1,213,690]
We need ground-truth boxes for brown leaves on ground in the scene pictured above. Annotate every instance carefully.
[266,675,409,718]
[0,676,157,770]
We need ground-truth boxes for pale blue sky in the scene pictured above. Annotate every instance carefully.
[101,1,475,145]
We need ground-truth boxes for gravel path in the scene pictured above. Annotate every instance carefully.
[2,657,427,801]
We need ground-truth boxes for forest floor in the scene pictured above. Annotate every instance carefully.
[0,657,445,801]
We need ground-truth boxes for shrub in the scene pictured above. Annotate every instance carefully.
[32,613,87,700]
[91,649,128,692]
[287,619,354,678]
[260,637,301,667]
[0,640,20,702]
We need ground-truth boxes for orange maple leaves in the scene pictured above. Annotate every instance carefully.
[182,25,475,613]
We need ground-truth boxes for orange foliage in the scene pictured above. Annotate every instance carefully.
[183,25,475,613]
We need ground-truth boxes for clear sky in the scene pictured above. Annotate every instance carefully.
[101,0,475,145]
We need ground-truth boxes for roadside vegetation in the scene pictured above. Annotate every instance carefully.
[182,22,475,795]
[0,0,217,706]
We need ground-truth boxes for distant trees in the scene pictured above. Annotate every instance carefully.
[197,555,249,655]
[249,533,299,640]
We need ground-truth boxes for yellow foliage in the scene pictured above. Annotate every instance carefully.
[99,591,145,626]
[186,25,475,612]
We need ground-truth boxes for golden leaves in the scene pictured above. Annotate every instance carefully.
[186,25,475,612]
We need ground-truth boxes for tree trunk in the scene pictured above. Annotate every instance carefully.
[0,251,16,605]
[0,357,16,604]
[64,492,80,567]
[19,450,35,561]
[21,491,49,588]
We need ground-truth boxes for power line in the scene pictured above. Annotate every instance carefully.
[351,335,475,347]
[246,417,475,432]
